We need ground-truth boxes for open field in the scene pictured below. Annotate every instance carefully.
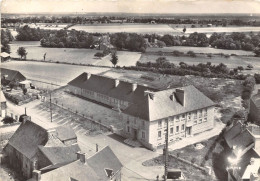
[139,53,260,73]
[147,46,255,56]
[68,24,180,34]
[9,41,141,67]
[1,61,110,86]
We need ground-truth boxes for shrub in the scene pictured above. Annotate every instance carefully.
[187,51,196,57]
[94,52,104,58]
[2,116,15,124]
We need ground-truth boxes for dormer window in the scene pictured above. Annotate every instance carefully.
[104,168,114,178]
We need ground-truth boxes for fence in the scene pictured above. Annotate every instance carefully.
[41,97,112,132]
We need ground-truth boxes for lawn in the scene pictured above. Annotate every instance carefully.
[9,41,141,67]
[146,46,255,56]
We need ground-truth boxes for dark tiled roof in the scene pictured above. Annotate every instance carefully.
[56,126,77,142]
[39,146,122,181]
[68,73,215,121]
[38,144,80,165]
[224,122,255,153]
[6,121,48,159]
[87,146,123,180]
[68,73,158,104]
[251,93,260,109]
[0,68,26,82]
[124,85,215,121]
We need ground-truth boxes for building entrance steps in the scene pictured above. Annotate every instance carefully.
[124,138,142,147]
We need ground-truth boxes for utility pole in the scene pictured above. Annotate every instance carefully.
[164,119,169,181]
[50,88,52,122]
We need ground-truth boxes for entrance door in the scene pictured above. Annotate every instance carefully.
[186,127,191,136]
[133,129,138,140]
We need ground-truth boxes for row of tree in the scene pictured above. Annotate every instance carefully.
[2,15,258,26]
[1,29,13,53]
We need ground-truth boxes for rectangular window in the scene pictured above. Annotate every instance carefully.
[176,115,179,122]
[176,126,179,133]
[204,108,207,117]
[194,111,197,119]
[182,114,185,118]
[170,127,173,134]
[194,120,197,125]
[199,110,202,118]
[199,119,202,123]
[204,117,207,122]
[158,131,162,138]
[182,124,185,131]
[158,120,162,128]
[127,126,130,133]
[142,132,145,139]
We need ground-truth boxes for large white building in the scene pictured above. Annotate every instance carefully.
[68,73,215,150]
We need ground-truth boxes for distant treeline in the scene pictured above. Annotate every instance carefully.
[2,15,260,26]
[1,29,13,53]
[14,26,260,55]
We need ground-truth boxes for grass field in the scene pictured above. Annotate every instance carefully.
[9,41,141,67]
[68,24,179,34]
[146,46,255,56]
[1,61,110,86]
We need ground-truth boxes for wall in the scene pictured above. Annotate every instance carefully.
[35,149,52,170]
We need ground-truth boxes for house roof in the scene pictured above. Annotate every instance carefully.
[124,85,215,121]
[56,126,77,142]
[0,90,6,102]
[6,121,49,159]
[68,73,158,106]
[0,68,26,82]
[39,146,123,181]
[38,144,80,165]
[68,73,215,121]
[251,92,260,110]
[224,122,255,155]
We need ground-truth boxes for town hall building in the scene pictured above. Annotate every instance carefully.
[68,73,215,150]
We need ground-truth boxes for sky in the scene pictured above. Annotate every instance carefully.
[1,0,260,14]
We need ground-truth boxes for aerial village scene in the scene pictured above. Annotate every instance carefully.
[0,0,260,180]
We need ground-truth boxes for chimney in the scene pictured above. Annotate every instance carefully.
[115,79,119,87]
[175,89,185,106]
[32,170,41,181]
[132,83,137,92]
[85,73,91,80]
[47,129,57,140]
[21,115,31,124]
[144,90,155,100]
[76,151,86,163]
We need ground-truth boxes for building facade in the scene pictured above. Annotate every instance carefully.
[249,91,260,126]
[68,73,215,150]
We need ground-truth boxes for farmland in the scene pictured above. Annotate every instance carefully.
[146,46,255,56]
[68,24,179,34]
[9,41,141,67]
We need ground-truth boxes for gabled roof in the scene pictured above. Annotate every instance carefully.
[6,121,48,159]
[68,73,158,105]
[251,92,260,109]
[38,144,80,165]
[0,52,10,58]
[87,146,123,180]
[68,73,215,121]
[39,146,123,181]
[124,85,215,121]
[56,126,77,142]
[224,122,255,155]
[0,68,26,82]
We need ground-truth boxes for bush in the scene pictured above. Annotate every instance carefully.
[2,116,15,124]
[187,51,196,57]
[94,52,104,58]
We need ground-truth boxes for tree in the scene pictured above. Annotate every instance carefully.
[23,88,27,95]
[17,47,27,60]
[254,48,260,57]
[110,53,118,67]
[237,66,244,72]
[94,52,104,58]
[183,27,186,33]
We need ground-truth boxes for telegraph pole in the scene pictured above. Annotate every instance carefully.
[164,119,169,181]
[49,86,52,122]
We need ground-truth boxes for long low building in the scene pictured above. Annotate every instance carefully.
[68,73,215,150]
